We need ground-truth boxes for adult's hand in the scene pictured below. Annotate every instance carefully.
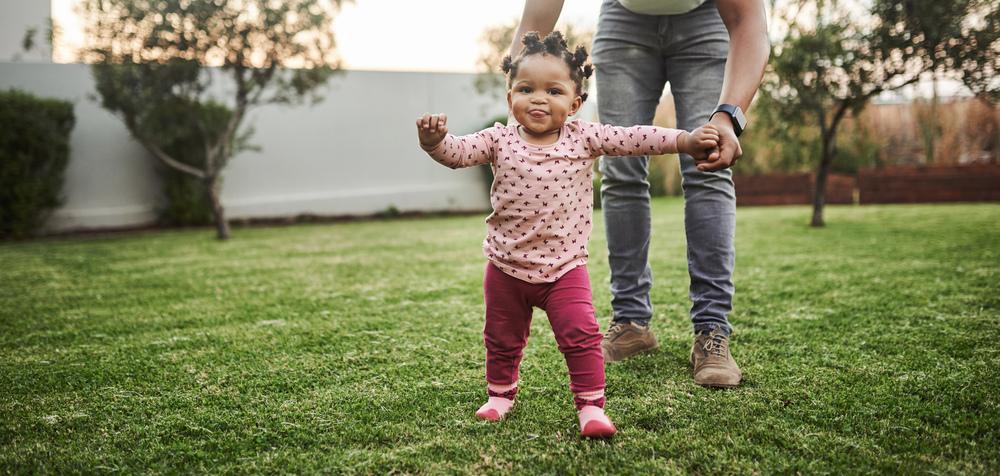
[695,114,743,172]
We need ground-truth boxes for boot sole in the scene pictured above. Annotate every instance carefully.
[580,421,617,439]
[694,380,741,389]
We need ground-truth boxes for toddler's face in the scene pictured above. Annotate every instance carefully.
[507,54,582,140]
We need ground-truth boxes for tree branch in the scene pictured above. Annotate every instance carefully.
[121,113,207,178]
[143,138,207,179]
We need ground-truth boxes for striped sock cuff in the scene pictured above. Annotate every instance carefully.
[574,390,606,410]
[487,382,518,400]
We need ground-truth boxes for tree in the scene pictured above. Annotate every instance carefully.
[475,20,593,101]
[939,1,999,104]
[81,0,347,239]
[764,0,991,227]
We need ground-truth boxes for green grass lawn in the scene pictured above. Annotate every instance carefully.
[2,198,998,474]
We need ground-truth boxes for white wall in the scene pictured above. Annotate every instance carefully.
[0,63,506,232]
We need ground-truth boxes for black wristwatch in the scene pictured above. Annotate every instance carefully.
[711,104,747,137]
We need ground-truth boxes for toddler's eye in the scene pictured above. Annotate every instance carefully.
[519,87,532,93]
[548,88,562,95]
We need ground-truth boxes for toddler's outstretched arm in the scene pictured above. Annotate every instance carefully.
[416,113,496,169]
[587,123,719,159]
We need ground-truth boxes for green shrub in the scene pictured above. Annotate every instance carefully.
[0,89,75,239]
[151,100,234,226]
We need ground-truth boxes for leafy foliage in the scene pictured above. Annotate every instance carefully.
[873,0,999,103]
[0,90,75,239]
[81,0,347,238]
[762,0,992,226]
[154,101,242,226]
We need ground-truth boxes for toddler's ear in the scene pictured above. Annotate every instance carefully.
[570,95,582,116]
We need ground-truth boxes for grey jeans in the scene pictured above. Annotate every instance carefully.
[592,0,735,335]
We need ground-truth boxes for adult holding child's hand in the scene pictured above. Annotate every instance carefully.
[512,0,769,388]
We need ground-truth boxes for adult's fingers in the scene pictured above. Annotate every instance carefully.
[697,143,735,171]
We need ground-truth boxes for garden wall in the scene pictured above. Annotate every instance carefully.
[734,164,1000,206]
[858,164,1000,204]
[0,62,520,232]
[734,173,855,206]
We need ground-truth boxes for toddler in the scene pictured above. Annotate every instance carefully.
[415,32,719,438]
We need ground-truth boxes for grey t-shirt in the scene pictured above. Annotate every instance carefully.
[617,0,706,15]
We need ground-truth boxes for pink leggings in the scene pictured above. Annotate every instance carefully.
[483,262,605,394]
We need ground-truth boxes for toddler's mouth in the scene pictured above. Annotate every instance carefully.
[528,110,548,118]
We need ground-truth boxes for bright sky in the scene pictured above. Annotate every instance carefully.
[49,0,964,97]
[52,0,604,72]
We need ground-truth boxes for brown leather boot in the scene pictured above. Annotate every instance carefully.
[601,322,659,363]
[690,329,742,388]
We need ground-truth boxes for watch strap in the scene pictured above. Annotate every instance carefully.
[712,104,746,137]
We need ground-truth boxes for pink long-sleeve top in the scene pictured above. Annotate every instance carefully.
[423,119,683,283]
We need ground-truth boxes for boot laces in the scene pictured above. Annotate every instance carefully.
[605,322,625,337]
[702,330,729,358]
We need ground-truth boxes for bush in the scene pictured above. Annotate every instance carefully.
[0,89,75,239]
[151,100,234,226]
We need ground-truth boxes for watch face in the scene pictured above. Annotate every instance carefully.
[733,106,747,130]
[715,104,746,135]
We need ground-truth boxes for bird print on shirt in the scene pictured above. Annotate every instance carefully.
[424,120,681,283]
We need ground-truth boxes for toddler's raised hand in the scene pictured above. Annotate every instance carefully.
[417,113,449,149]
[680,124,720,160]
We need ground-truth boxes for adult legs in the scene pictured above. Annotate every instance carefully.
[592,0,667,326]
[663,0,735,335]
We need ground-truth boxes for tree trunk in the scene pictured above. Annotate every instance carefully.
[927,73,939,164]
[204,176,230,240]
[811,137,835,228]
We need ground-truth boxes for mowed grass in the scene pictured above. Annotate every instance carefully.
[1,198,998,474]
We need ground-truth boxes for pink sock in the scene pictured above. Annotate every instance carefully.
[475,382,517,422]
[575,390,616,438]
